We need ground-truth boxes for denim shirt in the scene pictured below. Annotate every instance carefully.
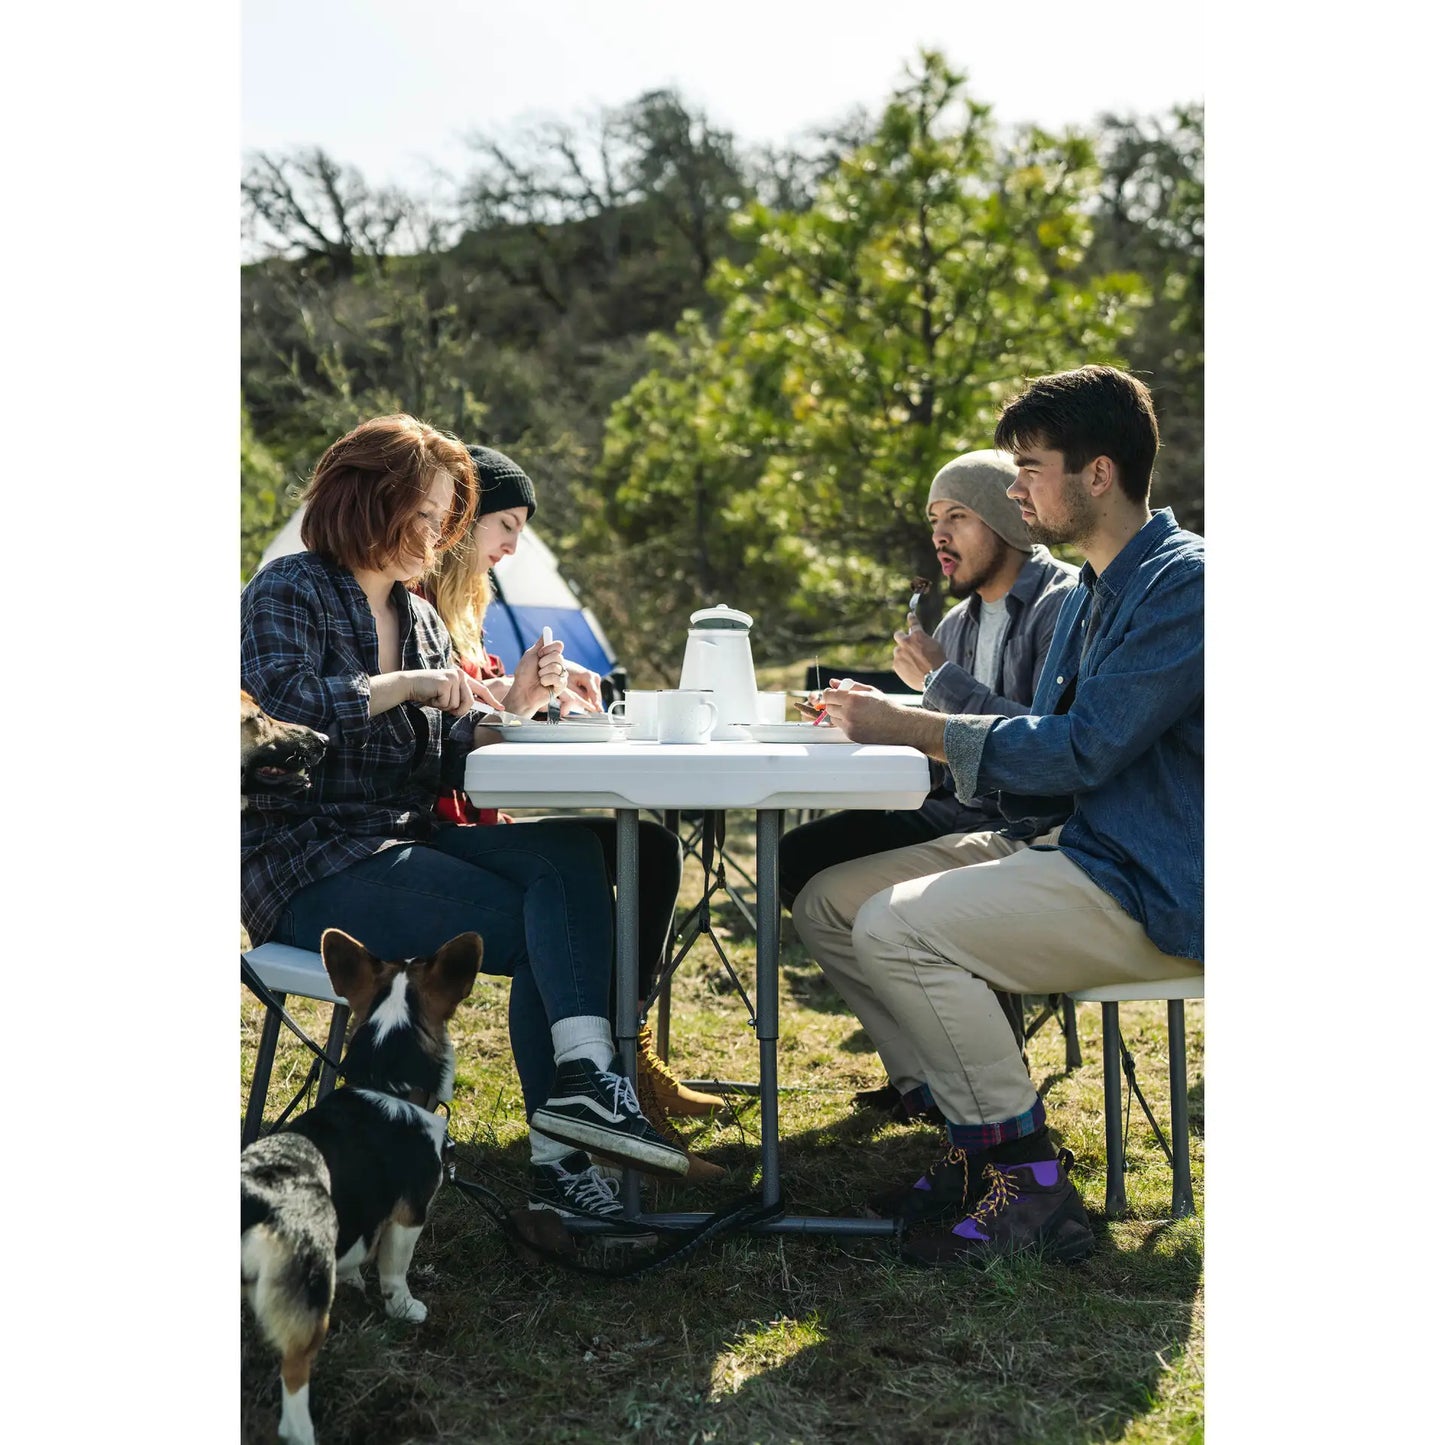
[942,510,1204,960]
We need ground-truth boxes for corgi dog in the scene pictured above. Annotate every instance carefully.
[241,688,327,811]
[241,928,482,1445]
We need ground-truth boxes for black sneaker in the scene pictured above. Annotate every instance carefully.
[852,1081,904,1113]
[529,1151,624,1219]
[899,1149,1095,1267]
[865,1146,985,1224]
[531,1056,689,1177]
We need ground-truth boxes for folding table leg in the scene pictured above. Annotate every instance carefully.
[756,808,782,1209]
[656,809,681,1060]
[243,992,285,1146]
[1101,1001,1127,1217]
[614,808,642,1216]
[1167,998,1195,1218]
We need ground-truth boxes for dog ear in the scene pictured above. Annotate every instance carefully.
[417,931,483,1021]
[319,928,386,1008]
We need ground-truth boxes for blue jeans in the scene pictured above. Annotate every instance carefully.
[274,821,616,1115]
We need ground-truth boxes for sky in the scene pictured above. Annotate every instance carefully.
[243,0,1205,191]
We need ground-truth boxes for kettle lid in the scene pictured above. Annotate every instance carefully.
[688,603,753,630]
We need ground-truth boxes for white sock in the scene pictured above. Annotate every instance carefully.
[530,1129,573,1165]
[550,1015,614,1073]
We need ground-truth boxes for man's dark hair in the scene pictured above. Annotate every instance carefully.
[994,365,1159,503]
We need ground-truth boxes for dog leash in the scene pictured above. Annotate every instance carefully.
[243,955,787,1269]
[444,1143,785,1280]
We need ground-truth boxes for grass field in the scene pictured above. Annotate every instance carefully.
[240,813,1203,1444]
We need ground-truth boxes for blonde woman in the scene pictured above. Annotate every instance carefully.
[418,446,727,1171]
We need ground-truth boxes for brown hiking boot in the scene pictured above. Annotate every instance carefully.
[634,1038,727,1182]
[899,1150,1095,1267]
[636,1026,725,1116]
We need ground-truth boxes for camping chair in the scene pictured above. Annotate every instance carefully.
[241,943,348,1146]
[1069,975,1204,1219]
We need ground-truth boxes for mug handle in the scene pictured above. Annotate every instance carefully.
[606,699,627,719]
[698,699,719,738]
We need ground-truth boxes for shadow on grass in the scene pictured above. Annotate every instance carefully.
[703,1215,1202,1445]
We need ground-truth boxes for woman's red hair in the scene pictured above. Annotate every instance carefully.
[299,414,476,571]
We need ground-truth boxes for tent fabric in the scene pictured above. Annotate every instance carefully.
[255,508,617,677]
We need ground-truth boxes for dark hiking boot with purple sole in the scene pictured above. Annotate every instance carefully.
[864,1147,985,1225]
[899,1150,1095,1267]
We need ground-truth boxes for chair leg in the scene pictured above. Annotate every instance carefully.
[243,992,285,1147]
[1063,996,1082,1071]
[1101,1001,1127,1217]
[1168,998,1195,1218]
[317,1004,350,1100]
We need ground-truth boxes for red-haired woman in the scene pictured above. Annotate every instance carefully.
[242,414,684,1214]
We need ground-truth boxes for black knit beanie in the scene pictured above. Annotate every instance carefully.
[466,444,537,521]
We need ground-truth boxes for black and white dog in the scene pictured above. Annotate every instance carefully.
[241,928,482,1444]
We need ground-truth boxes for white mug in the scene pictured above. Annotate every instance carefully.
[655,689,719,744]
[607,690,659,740]
[755,690,787,724]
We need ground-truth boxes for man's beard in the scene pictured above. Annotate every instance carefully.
[945,531,1013,599]
[1023,472,1095,549]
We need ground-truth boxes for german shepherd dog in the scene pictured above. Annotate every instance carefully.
[241,688,327,810]
[241,928,482,1444]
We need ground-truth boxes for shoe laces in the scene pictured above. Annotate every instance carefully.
[558,1162,621,1214]
[600,1067,644,1120]
[638,1033,683,1088]
[966,1163,1020,1225]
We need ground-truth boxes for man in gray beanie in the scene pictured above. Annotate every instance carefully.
[778,447,1077,1121]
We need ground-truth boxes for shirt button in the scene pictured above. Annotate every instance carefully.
[1056,675,1064,685]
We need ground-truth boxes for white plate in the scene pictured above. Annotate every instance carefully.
[486,719,625,743]
[744,722,858,744]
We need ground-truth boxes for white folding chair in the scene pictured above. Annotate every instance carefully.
[1068,975,1204,1219]
[241,943,348,1146]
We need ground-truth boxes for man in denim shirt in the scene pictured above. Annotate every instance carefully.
[779,450,1076,1123]
[794,366,1203,1266]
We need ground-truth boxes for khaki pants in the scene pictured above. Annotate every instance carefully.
[792,827,1202,1130]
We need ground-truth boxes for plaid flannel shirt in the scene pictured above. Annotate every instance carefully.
[241,551,468,943]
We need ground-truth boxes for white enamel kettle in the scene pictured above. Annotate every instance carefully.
[678,603,759,740]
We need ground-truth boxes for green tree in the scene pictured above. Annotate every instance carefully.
[241,403,295,580]
[588,52,1147,661]
[1089,105,1204,531]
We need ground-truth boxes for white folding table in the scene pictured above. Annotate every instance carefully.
[464,738,931,1233]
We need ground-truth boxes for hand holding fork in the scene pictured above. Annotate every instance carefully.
[541,627,563,725]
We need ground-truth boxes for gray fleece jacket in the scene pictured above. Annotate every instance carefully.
[922,545,1078,836]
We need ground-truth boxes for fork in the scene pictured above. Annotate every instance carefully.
[907,575,932,631]
[541,626,561,725]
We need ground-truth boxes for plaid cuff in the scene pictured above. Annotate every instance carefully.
[945,1095,1046,1151]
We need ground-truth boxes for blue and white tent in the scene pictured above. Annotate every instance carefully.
[257,508,618,677]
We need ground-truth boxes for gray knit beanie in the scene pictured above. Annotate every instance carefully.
[926,449,1032,551]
